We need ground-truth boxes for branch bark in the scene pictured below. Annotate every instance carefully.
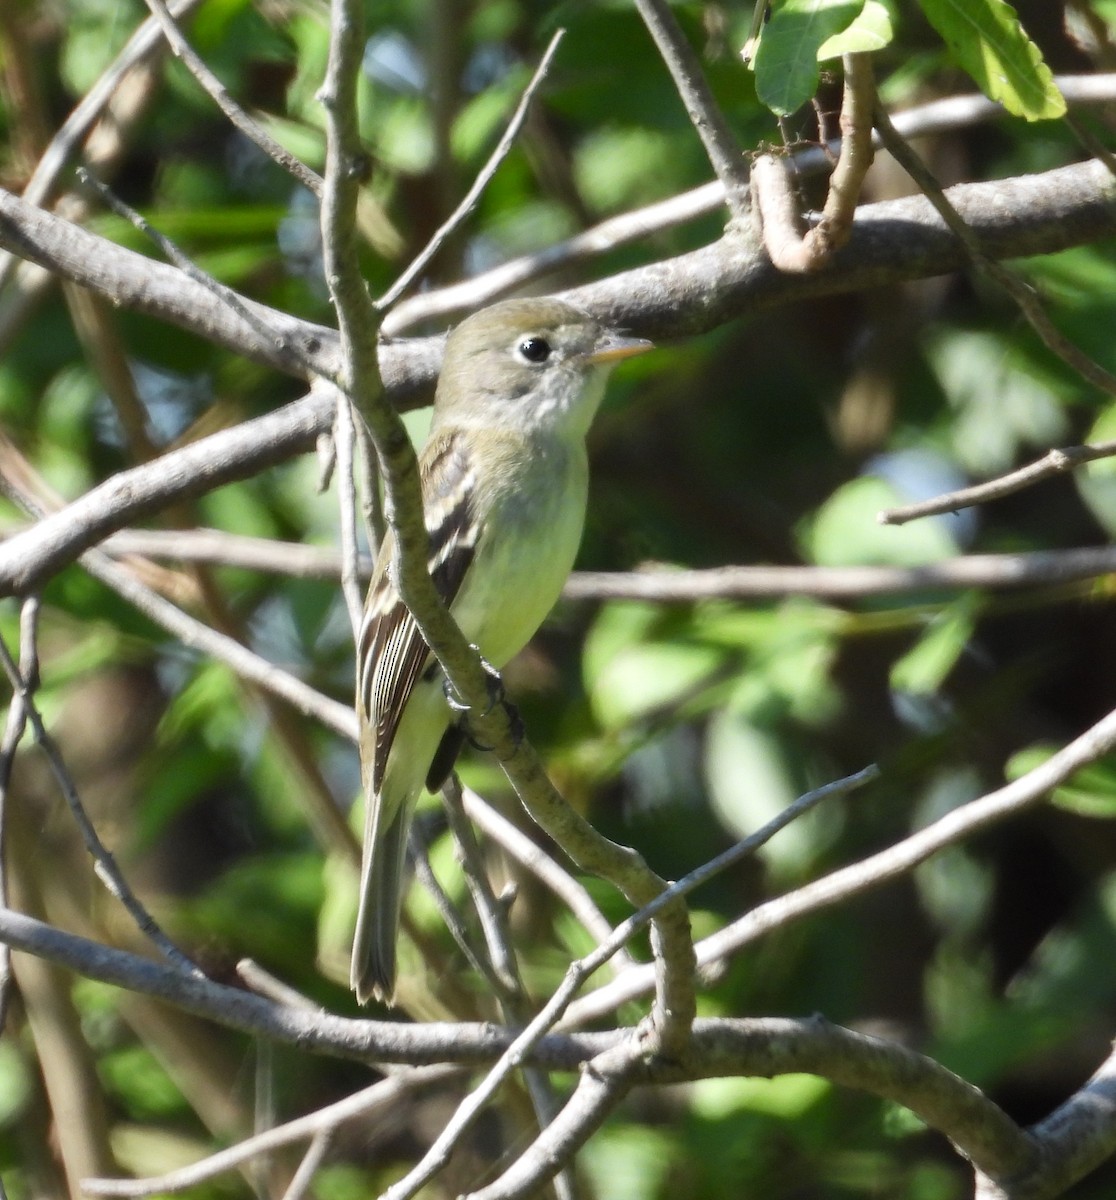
[0,158,1112,394]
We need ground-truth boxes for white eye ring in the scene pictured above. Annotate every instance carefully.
[517,336,552,364]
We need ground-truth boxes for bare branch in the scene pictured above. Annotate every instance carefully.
[383,73,1116,332]
[0,596,40,1032]
[461,787,637,973]
[564,547,1116,599]
[466,1039,641,1200]
[0,628,202,976]
[77,166,318,376]
[94,526,373,578]
[873,103,1116,398]
[73,528,1116,597]
[564,697,1116,1026]
[0,901,1086,1194]
[278,1130,334,1200]
[680,1017,1036,1183]
[979,1041,1116,1200]
[376,30,565,310]
[140,0,323,195]
[0,0,204,285]
[2,159,1116,396]
[0,392,336,596]
[331,389,365,635]
[632,0,751,218]
[879,440,1116,525]
[82,1066,464,1196]
[440,777,580,1200]
[0,185,342,380]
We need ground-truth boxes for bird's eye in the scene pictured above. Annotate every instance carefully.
[517,336,551,364]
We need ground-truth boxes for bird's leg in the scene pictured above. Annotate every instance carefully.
[442,652,525,753]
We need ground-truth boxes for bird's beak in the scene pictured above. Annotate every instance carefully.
[588,333,654,364]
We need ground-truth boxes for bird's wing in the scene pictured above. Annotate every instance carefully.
[356,429,479,793]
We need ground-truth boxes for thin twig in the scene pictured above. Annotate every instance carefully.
[0,596,40,1032]
[0,453,358,757]
[873,101,1116,397]
[381,182,725,334]
[878,439,1116,525]
[753,54,876,270]
[76,168,316,377]
[0,629,202,977]
[354,417,386,555]
[0,0,204,290]
[442,778,521,997]
[466,1039,640,1200]
[441,777,580,1200]
[376,30,565,310]
[631,0,750,219]
[379,764,872,1200]
[408,826,498,991]
[140,0,322,195]
[82,1066,464,1196]
[278,1129,334,1200]
[383,73,1116,333]
[461,787,636,972]
[379,964,602,1200]
[564,694,1116,1025]
[236,960,323,1012]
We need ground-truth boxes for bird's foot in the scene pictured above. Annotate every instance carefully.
[443,652,524,753]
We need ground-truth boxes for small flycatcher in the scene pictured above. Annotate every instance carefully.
[352,297,651,1004]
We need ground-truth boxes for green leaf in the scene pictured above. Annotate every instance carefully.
[703,710,842,877]
[918,0,1066,120]
[817,0,893,59]
[692,1074,830,1119]
[890,593,980,696]
[750,0,864,115]
[1076,401,1116,538]
[800,475,958,568]
[587,637,724,730]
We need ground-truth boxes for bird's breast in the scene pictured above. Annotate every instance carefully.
[451,439,588,668]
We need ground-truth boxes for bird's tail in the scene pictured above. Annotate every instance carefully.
[350,797,410,1005]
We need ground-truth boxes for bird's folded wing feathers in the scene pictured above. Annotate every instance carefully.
[356,430,480,791]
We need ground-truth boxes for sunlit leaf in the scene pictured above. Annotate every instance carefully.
[750,0,863,114]
[890,593,980,697]
[918,0,1066,119]
[817,0,893,58]
[800,476,958,568]
[1076,402,1116,538]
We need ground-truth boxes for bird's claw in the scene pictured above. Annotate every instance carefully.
[442,652,504,714]
[442,652,523,754]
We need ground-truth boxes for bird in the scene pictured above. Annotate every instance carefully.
[351,297,652,1004]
